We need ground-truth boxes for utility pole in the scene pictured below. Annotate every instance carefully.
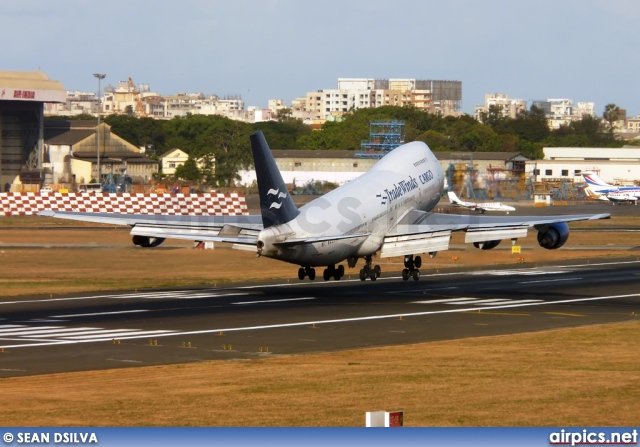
[93,73,106,185]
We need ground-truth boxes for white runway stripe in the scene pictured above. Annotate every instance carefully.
[0,326,61,335]
[413,298,545,306]
[412,297,478,304]
[2,292,638,349]
[52,310,150,318]
[66,330,175,340]
[0,325,176,342]
[232,297,316,305]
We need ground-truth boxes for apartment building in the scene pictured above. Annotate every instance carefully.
[474,93,527,120]
[531,99,596,129]
[302,78,461,121]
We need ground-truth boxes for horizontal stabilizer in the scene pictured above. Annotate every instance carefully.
[273,233,369,247]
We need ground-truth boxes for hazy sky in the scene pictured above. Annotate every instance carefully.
[3,0,639,116]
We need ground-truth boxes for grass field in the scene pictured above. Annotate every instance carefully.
[0,321,638,426]
[0,215,638,426]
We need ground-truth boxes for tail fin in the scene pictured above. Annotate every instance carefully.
[584,187,609,201]
[447,191,460,204]
[250,131,299,228]
[582,171,611,191]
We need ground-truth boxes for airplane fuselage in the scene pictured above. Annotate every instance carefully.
[257,142,445,266]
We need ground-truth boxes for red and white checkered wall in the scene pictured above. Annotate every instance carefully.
[0,192,249,216]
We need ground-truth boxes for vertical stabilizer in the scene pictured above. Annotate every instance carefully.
[582,172,611,192]
[250,131,299,228]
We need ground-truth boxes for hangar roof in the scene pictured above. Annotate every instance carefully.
[0,71,66,103]
[44,120,100,146]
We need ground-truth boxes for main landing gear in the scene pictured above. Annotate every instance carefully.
[298,266,316,280]
[359,255,381,281]
[402,255,421,281]
[323,264,345,281]
[298,264,345,281]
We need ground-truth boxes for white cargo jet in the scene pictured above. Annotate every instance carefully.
[40,131,609,281]
[447,191,516,214]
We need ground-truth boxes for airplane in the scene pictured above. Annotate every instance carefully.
[447,191,516,214]
[39,131,610,282]
[582,171,639,205]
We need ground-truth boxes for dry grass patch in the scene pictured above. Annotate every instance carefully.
[0,321,638,426]
[0,227,638,298]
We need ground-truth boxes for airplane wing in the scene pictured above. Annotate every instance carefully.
[380,210,610,258]
[38,210,263,248]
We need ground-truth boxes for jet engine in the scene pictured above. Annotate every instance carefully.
[473,240,501,250]
[132,235,166,248]
[535,222,569,250]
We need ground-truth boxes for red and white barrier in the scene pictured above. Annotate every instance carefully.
[0,192,248,216]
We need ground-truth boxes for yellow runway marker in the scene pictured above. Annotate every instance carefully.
[546,312,586,317]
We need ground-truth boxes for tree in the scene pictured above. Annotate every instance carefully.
[603,103,622,135]
[498,105,550,143]
[478,104,506,128]
[275,107,293,122]
[174,157,201,181]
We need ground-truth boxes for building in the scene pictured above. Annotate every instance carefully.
[238,150,378,187]
[159,148,189,175]
[526,146,640,185]
[474,94,527,120]
[237,148,526,194]
[531,99,596,129]
[301,78,462,121]
[44,120,158,187]
[44,91,98,117]
[0,71,66,191]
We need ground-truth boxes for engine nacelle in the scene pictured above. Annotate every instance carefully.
[473,240,501,250]
[132,235,166,248]
[535,222,569,250]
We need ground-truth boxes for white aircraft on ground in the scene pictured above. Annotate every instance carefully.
[39,131,610,282]
[447,191,516,214]
[582,172,639,205]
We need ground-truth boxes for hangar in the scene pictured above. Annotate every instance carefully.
[527,146,640,185]
[0,71,66,191]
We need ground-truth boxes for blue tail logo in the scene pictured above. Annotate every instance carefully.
[250,131,299,227]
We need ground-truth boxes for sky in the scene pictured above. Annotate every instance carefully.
[2,0,640,117]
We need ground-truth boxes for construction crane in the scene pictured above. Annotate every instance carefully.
[127,77,148,118]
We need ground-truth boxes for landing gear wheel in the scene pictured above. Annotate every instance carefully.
[412,269,420,281]
[337,265,345,278]
[402,268,410,281]
[307,268,316,281]
[359,268,367,281]
[374,265,381,278]
[370,270,377,281]
[298,268,305,280]
[414,256,422,268]
[323,269,331,281]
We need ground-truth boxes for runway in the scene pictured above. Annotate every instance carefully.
[1,257,638,377]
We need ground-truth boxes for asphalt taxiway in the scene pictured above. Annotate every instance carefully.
[1,258,638,377]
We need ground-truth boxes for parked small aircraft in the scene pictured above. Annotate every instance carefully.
[582,172,639,205]
[447,191,516,214]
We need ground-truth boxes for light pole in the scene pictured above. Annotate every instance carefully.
[93,73,106,185]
